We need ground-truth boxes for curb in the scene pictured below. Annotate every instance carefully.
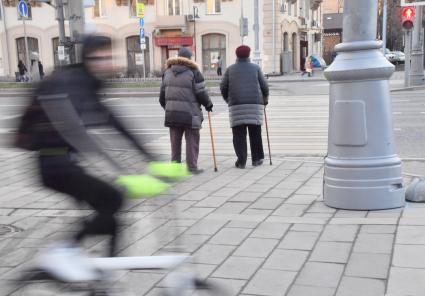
[0,91,223,98]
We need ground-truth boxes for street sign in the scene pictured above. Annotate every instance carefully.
[58,45,66,61]
[401,0,425,6]
[140,28,145,38]
[135,53,144,65]
[18,0,29,18]
[137,2,145,18]
[140,43,146,50]
[240,17,248,37]
[139,18,144,27]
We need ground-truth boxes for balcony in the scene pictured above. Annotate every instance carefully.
[155,15,187,29]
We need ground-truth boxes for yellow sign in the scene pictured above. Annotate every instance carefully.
[137,1,145,18]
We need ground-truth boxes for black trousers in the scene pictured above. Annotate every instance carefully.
[39,155,123,256]
[232,125,264,165]
[217,67,222,76]
[170,127,200,170]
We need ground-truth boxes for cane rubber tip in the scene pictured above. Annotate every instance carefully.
[214,168,218,172]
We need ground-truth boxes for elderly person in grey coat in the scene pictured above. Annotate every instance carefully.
[159,48,213,174]
[220,45,269,169]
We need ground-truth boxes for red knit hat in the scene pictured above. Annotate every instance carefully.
[236,45,251,58]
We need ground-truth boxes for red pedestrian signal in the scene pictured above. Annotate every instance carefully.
[402,7,415,30]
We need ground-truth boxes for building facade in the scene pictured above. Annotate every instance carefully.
[321,0,342,65]
[0,0,322,77]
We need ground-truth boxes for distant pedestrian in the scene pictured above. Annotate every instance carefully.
[216,56,223,76]
[18,60,27,82]
[301,56,313,77]
[220,45,269,169]
[38,61,45,80]
[159,47,213,174]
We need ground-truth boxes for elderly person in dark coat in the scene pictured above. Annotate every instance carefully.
[159,47,213,174]
[220,45,269,169]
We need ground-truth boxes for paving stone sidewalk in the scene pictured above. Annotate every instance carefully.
[0,149,422,296]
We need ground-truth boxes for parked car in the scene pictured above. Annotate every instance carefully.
[384,49,397,63]
[392,51,405,64]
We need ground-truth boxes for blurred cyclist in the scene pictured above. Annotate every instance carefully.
[19,36,155,279]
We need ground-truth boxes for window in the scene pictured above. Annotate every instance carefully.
[94,0,107,17]
[288,2,291,16]
[207,0,221,14]
[17,3,32,20]
[52,37,75,67]
[168,0,180,16]
[126,36,150,77]
[202,33,226,72]
[130,0,137,17]
[16,37,38,66]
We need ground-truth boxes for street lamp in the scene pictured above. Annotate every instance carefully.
[192,6,199,61]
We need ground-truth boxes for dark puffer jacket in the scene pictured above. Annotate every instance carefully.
[159,57,212,129]
[220,58,269,128]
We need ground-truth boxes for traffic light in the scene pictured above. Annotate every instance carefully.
[402,6,415,30]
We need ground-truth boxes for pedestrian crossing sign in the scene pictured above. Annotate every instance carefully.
[401,0,425,6]
[137,1,145,18]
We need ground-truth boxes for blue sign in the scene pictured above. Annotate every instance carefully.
[18,1,29,18]
[140,28,145,38]
[139,18,145,27]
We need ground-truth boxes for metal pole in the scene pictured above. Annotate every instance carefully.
[410,5,424,86]
[23,18,31,81]
[241,0,244,44]
[382,0,387,53]
[56,0,67,65]
[193,6,197,62]
[1,0,11,76]
[142,49,146,78]
[68,0,85,63]
[253,0,261,66]
[272,0,276,73]
[323,0,404,210]
[405,29,412,87]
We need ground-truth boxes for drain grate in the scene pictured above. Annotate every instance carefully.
[0,224,23,236]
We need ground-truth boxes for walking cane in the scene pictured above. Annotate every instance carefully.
[264,106,272,165]
[207,112,218,172]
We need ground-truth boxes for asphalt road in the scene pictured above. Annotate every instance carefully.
[1,80,425,173]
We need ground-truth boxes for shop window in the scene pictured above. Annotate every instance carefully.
[126,36,150,77]
[52,37,75,67]
[16,37,38,66]
[202,33,225,72]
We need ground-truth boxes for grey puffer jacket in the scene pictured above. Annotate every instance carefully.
[220,58,269,128]
[159,57,212,129]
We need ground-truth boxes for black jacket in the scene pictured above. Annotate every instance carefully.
[28,64,152,158]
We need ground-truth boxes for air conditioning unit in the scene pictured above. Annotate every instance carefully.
[186,14,195,22]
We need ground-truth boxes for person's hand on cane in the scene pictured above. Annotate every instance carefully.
[264,97,269,107]
[206,103,213,112]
